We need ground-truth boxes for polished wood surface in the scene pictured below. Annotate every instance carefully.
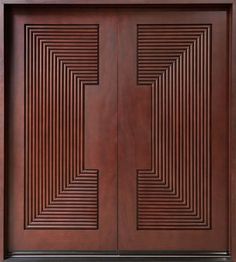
[24,24,100,230]
[0,4,233,261]
[136,24,211,230]
[118,8,229,251]
[8,7,118,251]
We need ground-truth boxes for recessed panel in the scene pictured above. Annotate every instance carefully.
[137,24,211,230]
[25,25,99,229]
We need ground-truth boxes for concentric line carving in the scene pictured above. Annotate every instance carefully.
[25,25,99,229]
[137,24,211,230]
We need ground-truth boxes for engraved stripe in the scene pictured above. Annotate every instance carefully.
[137,25,211,230]
[25,25,99,229]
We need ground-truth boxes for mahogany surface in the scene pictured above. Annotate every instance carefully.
[2,5,231,257]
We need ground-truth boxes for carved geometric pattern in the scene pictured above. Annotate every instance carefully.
[137,24,211,229]
[25,25,99,229]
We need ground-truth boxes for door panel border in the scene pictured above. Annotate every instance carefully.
[0,1,235,261]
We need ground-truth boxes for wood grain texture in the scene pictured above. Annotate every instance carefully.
[137,24,211,230]
[25,24,99,229]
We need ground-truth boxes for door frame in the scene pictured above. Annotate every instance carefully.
[0,1,235,261]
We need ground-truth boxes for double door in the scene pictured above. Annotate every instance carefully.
[8,6,229,253]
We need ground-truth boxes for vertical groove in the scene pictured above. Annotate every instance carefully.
[25,25,99,229]
[137,25,212,229]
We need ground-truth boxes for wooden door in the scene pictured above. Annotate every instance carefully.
[7,7,118,252]
[7,6,229,255]
[118,9,229,251]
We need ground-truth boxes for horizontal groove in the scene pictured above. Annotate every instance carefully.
[137,24,211,230]
[25,24,99,229]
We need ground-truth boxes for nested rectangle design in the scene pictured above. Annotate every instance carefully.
[24,24,99,229]
[137,24,212,229]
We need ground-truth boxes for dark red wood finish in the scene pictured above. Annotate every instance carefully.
[7,7,118,251]
[232,3,236,260]
[0,2,235,261]
[118,8,229,251]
